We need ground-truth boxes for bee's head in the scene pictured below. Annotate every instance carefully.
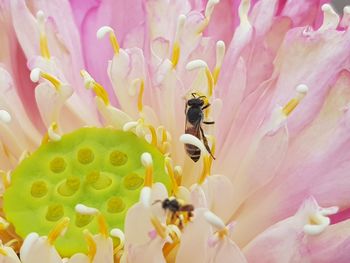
[187,98,204,107]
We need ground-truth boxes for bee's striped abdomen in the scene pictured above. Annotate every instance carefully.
[185,143,201,162]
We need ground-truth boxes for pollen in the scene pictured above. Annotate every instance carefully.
[3,127,170,256]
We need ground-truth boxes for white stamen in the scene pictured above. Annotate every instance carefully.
[296,84,308,94]
[320,206,339,216]
[48,125,61,142]
[319,4,340,32]
[141,152,153,167]
[123,121,138,131]
[186,60,208,71]
[36,10,46,32]
[30,68,41,83]
[215,41,225,68]
[36,10,45,23]
[238,0,251,27]
[205,0,220,19]
[110,228,125,247]
[140,186,151,207]
[304,214,330,235]
[75,204,99,215]
[80,70,94,89]
[174,15,186,42]
[96,26,114,40]
[0,110,11,123]
[204,211,225,230]
[303,205,338,236]
[180,134,206,155]
[296,84,309,100]
[340,6,350,28]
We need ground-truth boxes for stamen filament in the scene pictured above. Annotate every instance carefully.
[36,11,50,59]
[80,70,110,105]
[47,217,70,245]
[141,153,154,187]
[171,15,186,68]
[97,26,120,54]
[137,79,145,113]
[84,230,97,262]
[42,122,61,144]
[213,41,225,85]
[31,68,61,91]
[147,125,158,146]
[282,84,308,116]
[1,170,10,189]
[165,158,179,195]
[198,155,211,185]
[150,217,167,239]
[97,213,108,238]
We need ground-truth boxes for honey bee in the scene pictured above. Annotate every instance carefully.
[185,93,215,162]
[153,197,194,228]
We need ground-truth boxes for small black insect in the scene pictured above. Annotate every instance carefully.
[185,93,215,162]
[153,197,194,228]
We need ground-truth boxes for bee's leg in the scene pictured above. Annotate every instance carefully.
[200,126,216,160]
[203,121,215,125]
[152,199,162,205]
[201,103,211,110]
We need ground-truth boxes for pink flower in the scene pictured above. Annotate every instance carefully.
[0,0,349,262]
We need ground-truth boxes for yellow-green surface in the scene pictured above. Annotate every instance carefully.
[4,127,169,256]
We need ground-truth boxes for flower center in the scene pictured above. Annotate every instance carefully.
[3,127,169,256]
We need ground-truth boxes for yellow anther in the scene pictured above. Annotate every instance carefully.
[282,98,299,116]
[165,158,178,195]
[40,33,51,59]
[137,80,145,113]
[174,167,182,186]
[40,72,61,91]
[1,170,10,189]
[47,217,70,245]
[84,230,97,263]
[213,40,225,86]
[97,213,108,238]
[109,32,120,55]
[80,70,110,105]
[41,122,60,144]
[198,155,211,185]
[143,165,154,187]
[0,247,7,256]
[97,26,120,55]
[282,84,308,116]
[150,217,167,239]
[212,67,220,86]
[217,227,228,239]
[93,82,110,105]
[37,11,50,59]
[205,68,214,98]
[171,42,180,68]
[147,125,158,146]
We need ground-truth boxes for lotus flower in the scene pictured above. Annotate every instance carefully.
[0,0,350,262]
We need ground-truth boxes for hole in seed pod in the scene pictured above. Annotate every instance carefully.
[107,197,125,213]
[123,173,144,190]
[50,157,67,173]
[46,204,64,222]
[109,151,128,166]
[31,181,48,198]
[77,148,94,164]
[75,213,93,228]
[58,176,80,197]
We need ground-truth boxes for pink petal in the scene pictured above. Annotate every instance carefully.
[126,237,166,263]
[209,239,247,263]
[175,208,212,263]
